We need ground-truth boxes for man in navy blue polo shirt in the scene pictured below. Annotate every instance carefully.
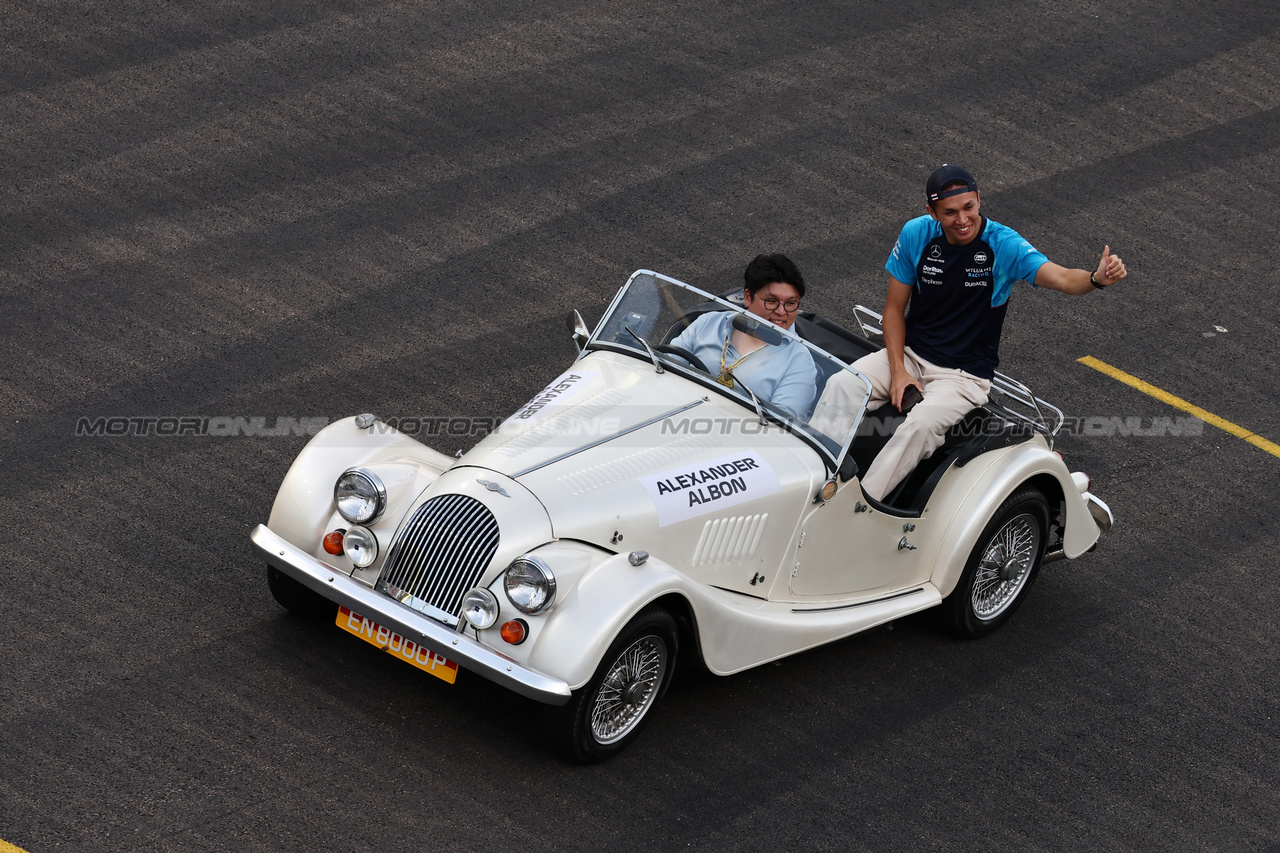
[812,164,1127,501]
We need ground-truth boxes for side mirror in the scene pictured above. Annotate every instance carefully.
[567,309,591,353]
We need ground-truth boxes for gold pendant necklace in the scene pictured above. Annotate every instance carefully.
[717,334,755,389]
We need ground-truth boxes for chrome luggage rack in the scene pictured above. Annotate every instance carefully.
[851,305,1065,447]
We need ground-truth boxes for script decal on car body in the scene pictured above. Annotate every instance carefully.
[640,451,781,526]
[505,370,599,425]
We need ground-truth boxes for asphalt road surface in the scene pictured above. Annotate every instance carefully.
[3,1,1279,851]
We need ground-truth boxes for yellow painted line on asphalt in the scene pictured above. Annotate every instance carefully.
[1078,356,1280,459]
[1,840,31,853]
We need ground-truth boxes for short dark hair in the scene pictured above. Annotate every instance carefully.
[744,253,806,298]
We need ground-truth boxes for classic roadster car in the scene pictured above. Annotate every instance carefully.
[251,270,1113,761]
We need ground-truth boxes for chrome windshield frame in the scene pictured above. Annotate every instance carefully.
[583,270,875,474]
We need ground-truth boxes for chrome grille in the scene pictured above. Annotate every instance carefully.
[379,494,500,624]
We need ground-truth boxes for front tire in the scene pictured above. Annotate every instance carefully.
[267,565,339,621]
[943,487,1049,639]
[544,607,678,763]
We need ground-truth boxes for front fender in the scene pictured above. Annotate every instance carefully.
[267,416,455,558]
[525,552,687,690]
[928,441,1099,598]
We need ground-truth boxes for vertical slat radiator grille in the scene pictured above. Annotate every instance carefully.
[379,494,500,623]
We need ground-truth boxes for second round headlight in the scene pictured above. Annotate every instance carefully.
[342,526,379,568]
[503,556,556,614]
[462,588,500,630]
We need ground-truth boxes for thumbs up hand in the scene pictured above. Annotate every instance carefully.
[1095,245,1127,287]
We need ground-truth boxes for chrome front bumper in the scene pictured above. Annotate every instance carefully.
[250,524,572,705]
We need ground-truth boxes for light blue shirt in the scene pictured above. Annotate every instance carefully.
[670,311,817,418]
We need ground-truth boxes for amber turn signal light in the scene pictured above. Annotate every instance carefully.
[500,619,528,645]
[323,530,345,555]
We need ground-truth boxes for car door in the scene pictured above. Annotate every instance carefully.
[786,479,930,598]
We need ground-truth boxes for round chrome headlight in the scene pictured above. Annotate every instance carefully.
[462,588,500,630]
[334,468,386,524]
[504,555,556,614]
[342,526,378,568]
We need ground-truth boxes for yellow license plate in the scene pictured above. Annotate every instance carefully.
[336,606,459,684]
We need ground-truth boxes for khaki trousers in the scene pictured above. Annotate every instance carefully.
[812,347,991,501]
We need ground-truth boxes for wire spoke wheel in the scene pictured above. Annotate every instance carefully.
[589,634,668,744]
[544,606,679,762]
[944,488,1049,638]
[970,512,1041,620]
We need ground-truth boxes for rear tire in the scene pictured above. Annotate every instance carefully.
[267,565,338,621]
[943,488,1049,639]
[544,607,678,763]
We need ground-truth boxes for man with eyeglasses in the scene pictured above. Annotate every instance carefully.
[669,253,817,418]
[812,164,1127,502]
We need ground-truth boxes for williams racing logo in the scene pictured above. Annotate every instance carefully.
[966,248,992,285]
[965,265,992,286]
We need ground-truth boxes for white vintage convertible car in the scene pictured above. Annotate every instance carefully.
[251,270,1113,761]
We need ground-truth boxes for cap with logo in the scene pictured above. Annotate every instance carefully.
[926,164,978,203]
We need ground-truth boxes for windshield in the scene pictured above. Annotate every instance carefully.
[587,270,872,464]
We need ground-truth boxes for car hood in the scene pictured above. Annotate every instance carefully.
[465,351,706,477]
[454,351,817,569]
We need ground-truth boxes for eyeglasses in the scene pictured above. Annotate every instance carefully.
[759,297,801,313]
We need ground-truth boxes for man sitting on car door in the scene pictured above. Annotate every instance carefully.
[810,164,1127,502]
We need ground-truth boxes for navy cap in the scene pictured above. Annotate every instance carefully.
[926,164,978,203]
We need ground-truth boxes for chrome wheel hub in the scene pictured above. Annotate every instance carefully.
[622,681,646,706]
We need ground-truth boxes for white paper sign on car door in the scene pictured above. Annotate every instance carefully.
[505,370,598,426]
[640,451,781,527]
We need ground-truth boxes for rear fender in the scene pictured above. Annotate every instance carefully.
[929,442,1099,598]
